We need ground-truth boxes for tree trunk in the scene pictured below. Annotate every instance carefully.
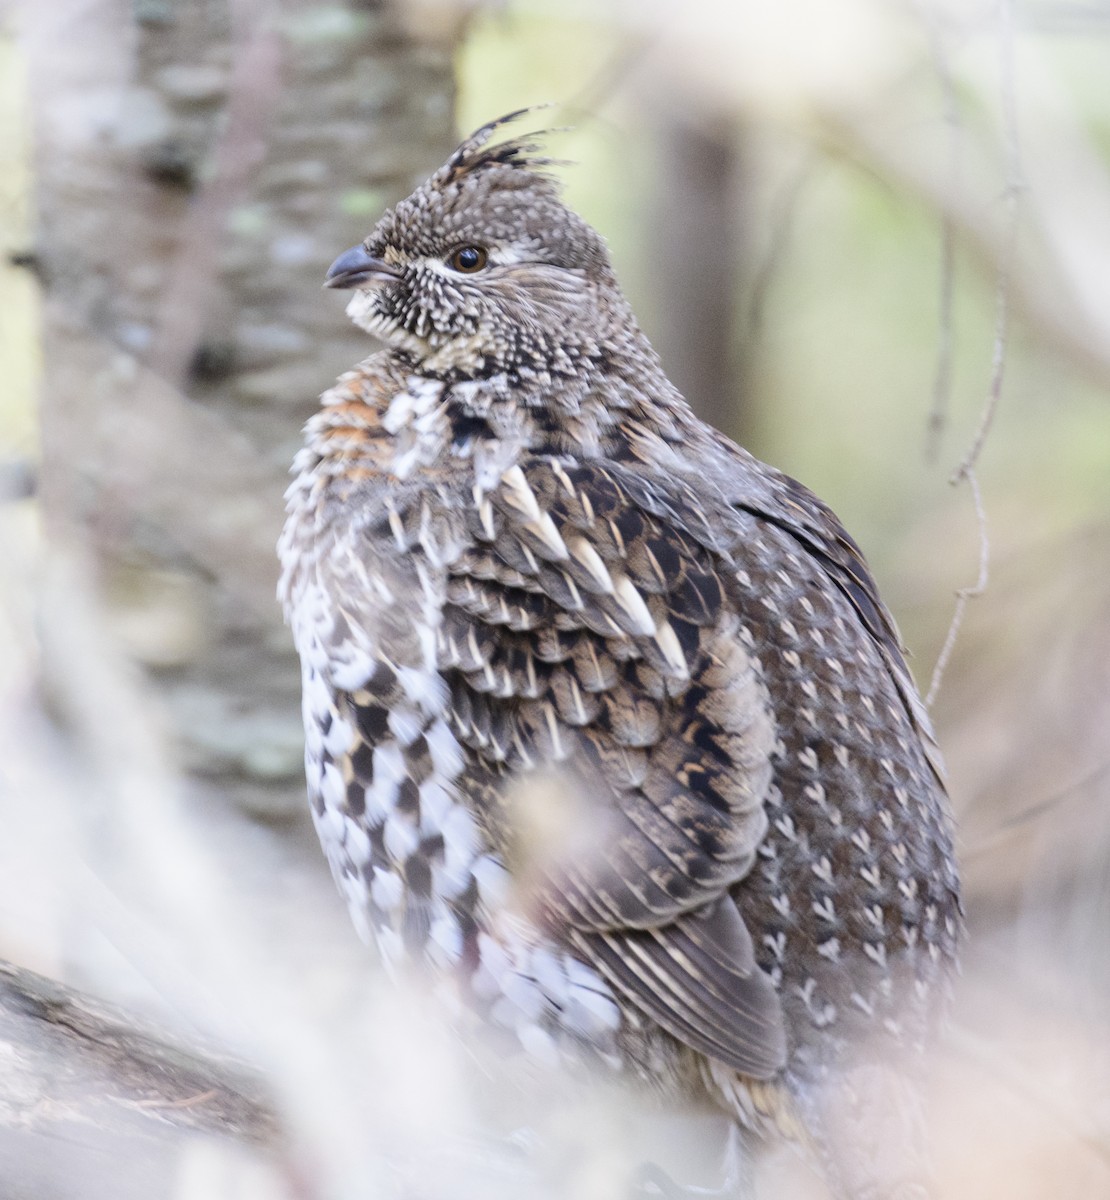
[644,105,751,443]
[25,0,461,819]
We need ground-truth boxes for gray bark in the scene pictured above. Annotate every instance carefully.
[0,957,284,1200]
[0,957,277,1146]
[24,0,461,818]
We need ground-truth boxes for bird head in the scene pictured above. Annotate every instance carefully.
[324,110,623,380]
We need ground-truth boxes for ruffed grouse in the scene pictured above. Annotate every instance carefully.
[279,112,961,1197]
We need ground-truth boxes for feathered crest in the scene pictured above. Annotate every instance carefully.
[434,106,571,187]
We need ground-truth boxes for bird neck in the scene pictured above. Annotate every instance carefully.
[300,318,702,493]
[414,311,696,465]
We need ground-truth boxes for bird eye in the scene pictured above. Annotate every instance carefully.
[448,245,488,274]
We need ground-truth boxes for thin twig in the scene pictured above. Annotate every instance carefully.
[926,469,989,706]
[955,0,1024,479]
[954,198,1019,482]
[928,0,1024,707]
[928,212,956,461]
[922,3,961,461]
[963,757,1110,862]
[563,33,654,122]
[746,157,813,339]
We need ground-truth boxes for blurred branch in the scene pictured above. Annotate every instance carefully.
[0,958,278,1147]
[146,0,283,386]
[563,34,653,121]
[947,1022,1110,1171]
[745,155,812,338]
[823,72,1110,399]
[601,3,1110,397]
[963,757,1110,863]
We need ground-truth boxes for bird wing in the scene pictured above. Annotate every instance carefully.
[442,455,787,1076]
[733,464,947,787]
[570,895,786,1076]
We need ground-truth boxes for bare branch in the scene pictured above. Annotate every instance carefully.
[0,958,278,1147]
[926,468,990,706]
[955,0,1024,480]
[564,33,654,121]
[920,1,962,461]
[928,0,1023,707]
[746,156,813,339]
[963,757,1110,863]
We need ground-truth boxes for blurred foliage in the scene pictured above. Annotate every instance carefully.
[456,3,1110,589]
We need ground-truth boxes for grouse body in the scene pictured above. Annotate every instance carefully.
[279,112,961,1197]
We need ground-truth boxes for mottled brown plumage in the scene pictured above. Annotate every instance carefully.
[279,111,961,1197]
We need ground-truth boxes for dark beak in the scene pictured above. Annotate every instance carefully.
[323,245,402,289]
